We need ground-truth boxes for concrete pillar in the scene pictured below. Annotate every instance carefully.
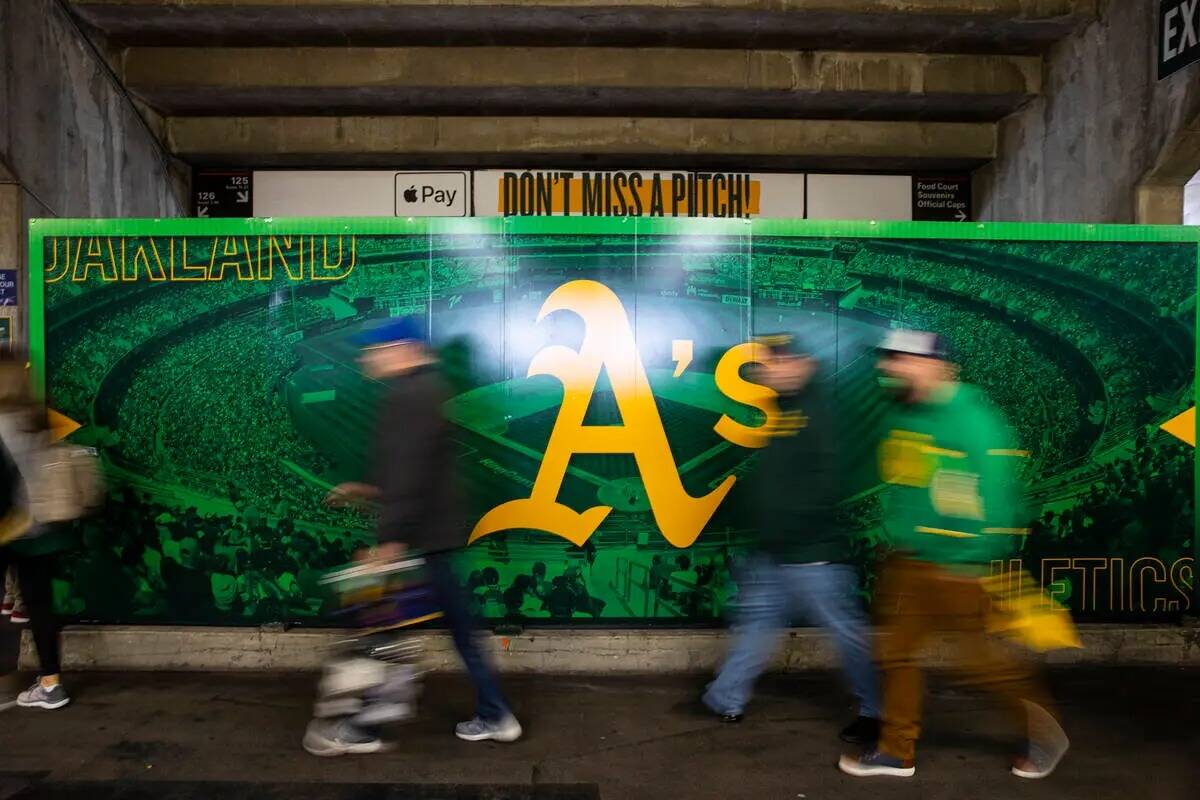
[1135,114,1200,225]
[1136,183,1186,226]
[1,0,188,347]
[0,184,18,273]
[975,1,1200,223]
[0,181,26,347]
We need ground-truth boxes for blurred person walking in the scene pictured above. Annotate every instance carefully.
[703,334,881,744]
[0,353,77,710]
[839,330,1067,780]
[2,566,28,623]
[306,317,521,756]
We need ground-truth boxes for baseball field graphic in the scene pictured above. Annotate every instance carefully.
[28,218,1197,625]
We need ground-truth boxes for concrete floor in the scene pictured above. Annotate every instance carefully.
[0,666,1195,800]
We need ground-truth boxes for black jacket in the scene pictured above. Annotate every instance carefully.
[751,374,850,564]
[0,436,17,523]
[371,366,465,554]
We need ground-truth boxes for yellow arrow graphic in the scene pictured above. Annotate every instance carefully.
[48,409,81,443]
[1160,406,1196,447]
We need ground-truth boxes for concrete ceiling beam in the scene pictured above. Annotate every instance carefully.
[125,47,1041,94]
[167,115,996,168]
[72,1,1092,9]
[124,47,1039,120]
[69,0,1095,52]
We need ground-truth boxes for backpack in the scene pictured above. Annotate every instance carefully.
[0,436,31,544]
[26,443,104,523]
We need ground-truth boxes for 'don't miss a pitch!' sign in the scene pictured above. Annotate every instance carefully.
[474,170,807,218]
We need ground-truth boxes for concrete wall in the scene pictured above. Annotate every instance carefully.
[28,624,1200,673]
[975,0,1200,224]
[0,0,187,339]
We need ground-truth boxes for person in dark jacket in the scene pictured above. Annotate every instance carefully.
[702,334,880,744]
[307,316,520,756]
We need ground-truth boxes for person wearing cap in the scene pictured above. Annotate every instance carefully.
[702,333,881,745]
[839,329,1067,780]
[305,316,521,756]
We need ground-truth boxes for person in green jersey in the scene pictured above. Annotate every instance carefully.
[839,330,1068,781]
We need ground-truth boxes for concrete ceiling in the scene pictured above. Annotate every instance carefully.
[66,0,1097,170]
[70,0,1094,51]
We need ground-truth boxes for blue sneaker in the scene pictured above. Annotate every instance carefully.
[838,749,916,778]
[454,714,522,742]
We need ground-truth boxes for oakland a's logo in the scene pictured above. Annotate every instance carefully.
[469,279,794,549]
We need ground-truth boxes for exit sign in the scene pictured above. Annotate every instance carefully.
[1160,0,1200,79]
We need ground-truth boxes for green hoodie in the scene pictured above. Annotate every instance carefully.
[879,382,1028,567]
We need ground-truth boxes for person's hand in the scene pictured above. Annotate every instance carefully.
[763,354,816,395]
[324,482,379,507]
[353,541,408,565]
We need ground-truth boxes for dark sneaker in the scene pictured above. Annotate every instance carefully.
[16,682,70,710]
[302,719,384,757]
[9,606,29,625]
[699,691,743,723]
[838,749,915,778]
[839,716,880,745]
[454,714,523,742]
[1012,701,1069,779]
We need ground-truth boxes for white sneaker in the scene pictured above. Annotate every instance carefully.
[302,719,385,757]
[1012,701,1069,779]
[455,714,523,742]
[17,682,70,710]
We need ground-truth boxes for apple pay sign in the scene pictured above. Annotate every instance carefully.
[394,172,469,216]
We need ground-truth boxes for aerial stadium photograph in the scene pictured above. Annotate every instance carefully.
[33,225,1196,626]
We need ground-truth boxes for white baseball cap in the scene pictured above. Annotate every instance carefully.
[878,329,949,359]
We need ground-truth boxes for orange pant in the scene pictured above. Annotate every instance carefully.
[875,557,1056,761]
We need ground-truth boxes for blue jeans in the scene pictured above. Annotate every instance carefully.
[704,556,880,719]
[428,553,511,722]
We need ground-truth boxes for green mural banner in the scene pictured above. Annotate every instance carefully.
[27,217,1199,626]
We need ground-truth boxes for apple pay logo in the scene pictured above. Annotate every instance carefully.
[394,171,469,217]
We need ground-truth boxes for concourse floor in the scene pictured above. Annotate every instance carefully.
[0,664,1194,800]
